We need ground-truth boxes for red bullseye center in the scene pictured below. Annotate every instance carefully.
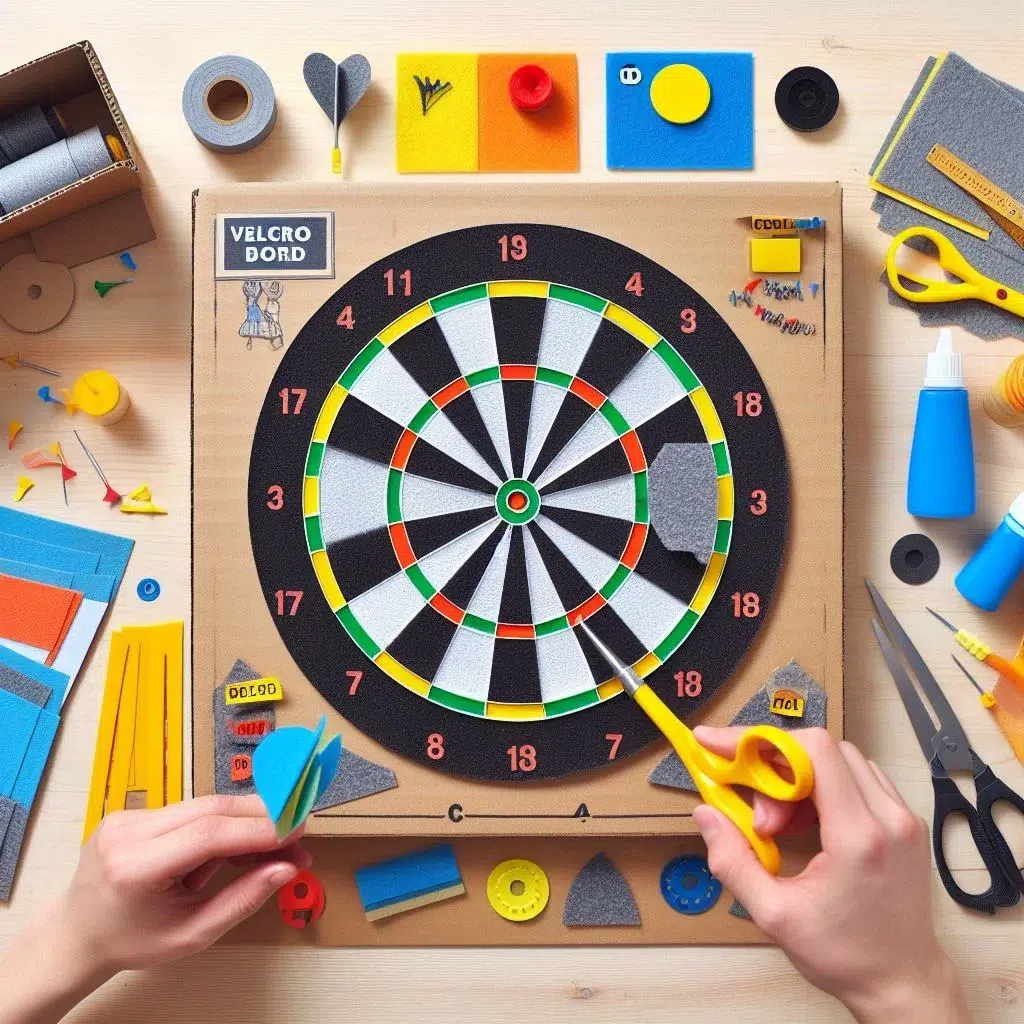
[508,490,528,511]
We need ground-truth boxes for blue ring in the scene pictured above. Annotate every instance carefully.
[137,577,161,602]
[660,855,721,915]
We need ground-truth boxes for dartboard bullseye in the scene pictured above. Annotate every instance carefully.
[249,224,788,781]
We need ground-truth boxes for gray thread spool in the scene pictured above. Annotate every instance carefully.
[0,127,114,216]
[0,104,66,163]
[182,55,277,153]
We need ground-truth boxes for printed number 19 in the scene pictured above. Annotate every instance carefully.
[499,234,527,261]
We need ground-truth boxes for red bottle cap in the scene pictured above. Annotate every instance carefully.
[278,869,326,930]
[509,65,553,111]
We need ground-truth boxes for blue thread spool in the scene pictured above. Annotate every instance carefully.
[660,855,721,915]
[137,578,161,602]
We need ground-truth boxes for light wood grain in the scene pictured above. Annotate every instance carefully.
[2,2,1023,1020]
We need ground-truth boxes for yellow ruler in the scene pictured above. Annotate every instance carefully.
[926,144,1024,248]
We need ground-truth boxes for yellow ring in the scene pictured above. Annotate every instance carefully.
[486,858,549,922]
[649,64,711,124]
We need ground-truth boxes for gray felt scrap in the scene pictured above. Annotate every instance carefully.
[213,660,277,796]
[648,443,718,565]
[313,748,397,811]
[562,853,640,927]
[648,660,827,793]
[0,801,28,903]
[0,665,51,708]
[728,899,753,921]
[303,53,372,125]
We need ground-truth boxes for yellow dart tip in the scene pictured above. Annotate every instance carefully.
[331,147,342,175]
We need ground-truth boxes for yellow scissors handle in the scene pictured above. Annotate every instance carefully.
[634,685,814,875]
[886,226,1024,316]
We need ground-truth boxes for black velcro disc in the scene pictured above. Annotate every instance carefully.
[775,67,839,132]
[890,533,940,586]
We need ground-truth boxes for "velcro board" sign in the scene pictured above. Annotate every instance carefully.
[215,212,335,279]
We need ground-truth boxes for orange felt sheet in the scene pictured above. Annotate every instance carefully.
[0,572,83,657]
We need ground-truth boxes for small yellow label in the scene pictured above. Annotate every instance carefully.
[225,677,283,706]
[770,688,805,718]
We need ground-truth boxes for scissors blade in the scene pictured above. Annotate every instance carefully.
[575,618,642,696]
[865,580,974,772]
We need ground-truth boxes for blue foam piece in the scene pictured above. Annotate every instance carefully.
[0,689,42,798]
[11,710,59,808]
[355,843,461,912]
[0,533,100,574]
[252,722,322,824]
[0,510,133,587]
[606,52,754,170]
[0,647,71,709]
[0,559,74,589]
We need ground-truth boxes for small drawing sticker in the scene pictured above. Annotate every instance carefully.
[415,75,453,115]
[238,280,286,351]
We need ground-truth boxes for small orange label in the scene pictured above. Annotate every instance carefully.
[770,688,805,718]
[231,754,252,781]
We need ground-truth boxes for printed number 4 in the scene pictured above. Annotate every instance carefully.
[274,590,303,616]
[336,305,355,329]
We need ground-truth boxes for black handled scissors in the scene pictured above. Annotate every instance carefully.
[866,579,1024,914]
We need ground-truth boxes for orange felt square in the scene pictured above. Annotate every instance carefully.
[478,54,579,172]
[0,572,80,652]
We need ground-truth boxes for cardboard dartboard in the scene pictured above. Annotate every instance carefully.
[248,223,788,782]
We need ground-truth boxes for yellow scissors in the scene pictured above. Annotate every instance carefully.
[577,620,814,874]
[885,226,1024,317]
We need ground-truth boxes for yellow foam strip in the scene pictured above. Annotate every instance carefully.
[312,384,346,443]
[303,476,319,517]
[488,280,548,299]
[83,632,129,843]
[378,303,432,346]
[164,622,184,805]
[717,475,734,519]
[311,549,345,611]
[145,631,166,810]
[107,639,140,818]
[604,303,661,348]
[633,652,661,678]
[486,701,545,721]
[364,882,466,921]
[597,677,624,700]
[690,552,727,614]
[689,387,725,443]
[374,651,430,696]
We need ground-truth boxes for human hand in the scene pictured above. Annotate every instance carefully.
[692,727,971,1024]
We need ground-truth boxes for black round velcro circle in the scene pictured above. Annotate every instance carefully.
[890,533,940,586]
[775,67,839,132]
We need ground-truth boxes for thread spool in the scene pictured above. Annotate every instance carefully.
[984,353,1024,428]
[182,56,277,153]
[0,104,67,163]
[72,370,131,425]
[0,127,122,216]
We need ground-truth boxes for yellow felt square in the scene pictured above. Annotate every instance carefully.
[750,237,801,273]
[397,53,479,173]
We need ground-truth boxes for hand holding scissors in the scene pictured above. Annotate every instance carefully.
[576,619,814,874]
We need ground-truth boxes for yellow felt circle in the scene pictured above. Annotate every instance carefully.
[486,858,550,922]
[649,64,712,124]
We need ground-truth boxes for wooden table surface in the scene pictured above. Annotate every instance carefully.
[2,2,1023,1020]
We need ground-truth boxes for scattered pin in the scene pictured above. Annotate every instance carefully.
[3,353,61,377]
[22,448,62,469]
[119,252,138,272]
[74,429,122,504]
[952,655,996,709]
[810,283,820,298]
[94,280,133,298]
[129,483,152,502]
[38,385,63,405]
[13,476,33,502]
[49,441,76,505]
[7,421,22,450]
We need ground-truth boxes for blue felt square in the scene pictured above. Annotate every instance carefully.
[606,52,754,170]
[0,689,42,798]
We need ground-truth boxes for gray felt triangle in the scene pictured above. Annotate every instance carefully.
[303,53,372,125]
[648,660,827,793]
[562,852,640,927]
[728,898,753,921]
[313,748,397,811]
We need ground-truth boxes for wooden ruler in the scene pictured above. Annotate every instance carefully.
[927,143,1024,247]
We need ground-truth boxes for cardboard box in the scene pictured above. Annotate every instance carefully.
[0,41,154,268]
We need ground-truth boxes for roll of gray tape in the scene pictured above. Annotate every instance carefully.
[182,55,277,153]
[0,105,65,163]
[0,126,112,216]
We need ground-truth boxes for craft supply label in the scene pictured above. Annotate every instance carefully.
[215,212,335,279]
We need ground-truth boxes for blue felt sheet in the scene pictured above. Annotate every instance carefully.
[355,843,462,911]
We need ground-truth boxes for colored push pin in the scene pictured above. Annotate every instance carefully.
[119,252,137,272]
[129,483,152,502]
[509,64,553,112]
[94,280,133,298]
[3,353,61,376]
[13,476,33,502]
[649,63,711,125]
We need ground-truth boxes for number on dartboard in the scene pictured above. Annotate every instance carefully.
[498,234,527,261]
[507,744,537,772]
[274,590,303,616]
[426,733,445,760]
[266,485,284,510]
[749,489,767,515]
[605,733,623,760]
[346,670,362,695]
[625,272,644,296]
[336,305,355,329]
[732,592,761,618]
[675,670,703,698]
[279,388,306,415]
[733,391,763,417]
[680,308,697,334]
[384,268,413,297]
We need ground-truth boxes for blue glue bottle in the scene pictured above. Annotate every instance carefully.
[907,328,975,518]
[956,491,1024,611]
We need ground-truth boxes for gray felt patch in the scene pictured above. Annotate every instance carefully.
[649,443,718,565]
[563,853,640,927]
[648,660,827,793]
[313,748,397,811]
[728,898,753,921]
[213,660,277,796]
[0,801,28,902]
[0,797,15,853]
[0,665,51,708]
[303,53,372,125]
